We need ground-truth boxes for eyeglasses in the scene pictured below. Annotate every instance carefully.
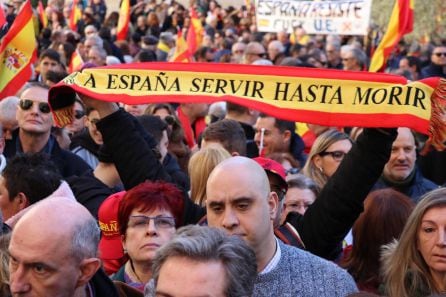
[286,167,300,175]
[128,215,176,229]
[318,150,347,161]
[74,110,85,119]
[433,52,446,57]
[19,99,51,114]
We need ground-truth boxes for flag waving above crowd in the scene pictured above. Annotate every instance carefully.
[0,0,36,98]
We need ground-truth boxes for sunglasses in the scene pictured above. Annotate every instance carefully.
[318,150,347,161]
[74,110,85,119]
[434,52,446,57]
[19,99,51,114]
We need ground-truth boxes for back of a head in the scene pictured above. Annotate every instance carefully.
[343,189,414,283]
[151,225,257,297]
[226,102,249,115]
[188,147,231,205]
[134,49,157,62]
[0,96,19,122]
[137,115,168,144]
[202,119,247,156]
[3,153,62,206]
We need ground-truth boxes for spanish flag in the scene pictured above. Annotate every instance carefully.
[116,0,130,41]
[170,30,191,62]
[69,0,82,32]
[68,50,83,73]
[37,0,48,29]
[186,8,203,55]
[0,1,6,28]
[369,0,414,72]
[0,0,37,98]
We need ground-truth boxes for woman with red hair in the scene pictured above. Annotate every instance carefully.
[112,181,184,292]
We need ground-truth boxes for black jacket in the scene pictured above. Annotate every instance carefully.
[287,128,398,260]
[4,130,90,178]
[97,109,205,225]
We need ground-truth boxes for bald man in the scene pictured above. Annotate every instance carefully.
[206,156,357,296]
[8,198,134,297]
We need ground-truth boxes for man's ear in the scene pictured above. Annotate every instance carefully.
[76,258,101,287]
[282,130,291,143]
[15,192,29,210]
[231,151,240,156]
[268,191,279,221]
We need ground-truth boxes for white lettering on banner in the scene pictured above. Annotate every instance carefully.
[255,0,372,35]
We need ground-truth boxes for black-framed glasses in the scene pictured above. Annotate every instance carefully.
[434,52,446,57]
[74,110,85,119]
[128,215,176,229]
[319,150,347,161]
[19,99,51,114]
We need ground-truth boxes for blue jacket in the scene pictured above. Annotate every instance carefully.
[371,168,438,203]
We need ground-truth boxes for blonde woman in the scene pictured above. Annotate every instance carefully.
[188,147,231,206]
[382,187,446,297]
[302,129,352,190]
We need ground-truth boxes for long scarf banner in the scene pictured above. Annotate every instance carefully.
[48,62,446,152]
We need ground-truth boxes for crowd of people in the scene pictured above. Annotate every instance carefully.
[0,0,445,296]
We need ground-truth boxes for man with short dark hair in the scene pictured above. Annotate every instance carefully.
[0,153,62,221]
[225,102,259,157]
[254,114,305,165]
[145,225,257,297]
[36,49,63,84]
[201,119,247,156]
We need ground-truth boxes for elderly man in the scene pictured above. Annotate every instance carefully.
[145,225,257,297]
[9,197,143,297]
[341,46,367,71]
[4,83,90,178]
[0,96,19,140]
[371,127,437,203]
[242,42,267,64]
[205,156,358,296]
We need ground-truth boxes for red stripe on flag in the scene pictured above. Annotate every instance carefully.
[0,0,37,98]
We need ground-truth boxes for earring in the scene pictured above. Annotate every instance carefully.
[318,166,323,173]
[123,248,127,253]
